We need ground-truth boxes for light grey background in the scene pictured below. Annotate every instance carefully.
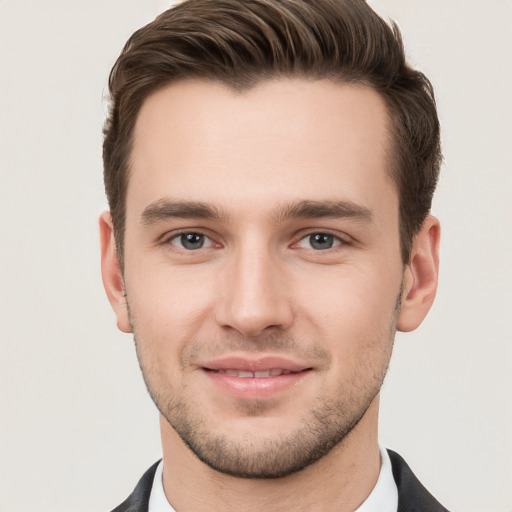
[0,1,510,511]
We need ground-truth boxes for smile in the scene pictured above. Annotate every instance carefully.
[210,368,296,378]
[200,357,313,399]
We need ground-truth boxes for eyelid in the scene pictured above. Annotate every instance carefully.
[162,229,220,249]
[292,229,352,248]
[158,228,352,251]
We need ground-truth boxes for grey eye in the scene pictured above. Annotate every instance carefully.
[171,232,211,250]
[296,233,342,250]
[309,233,335,250]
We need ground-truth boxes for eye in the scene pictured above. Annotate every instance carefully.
[169,232,214,250]
[296,232,342,251]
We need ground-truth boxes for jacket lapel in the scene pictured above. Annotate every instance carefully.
[388,450,450,512]
[110,460,160,512]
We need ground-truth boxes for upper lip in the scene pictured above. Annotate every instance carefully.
[201,356,311,373]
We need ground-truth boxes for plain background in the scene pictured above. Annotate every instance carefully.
[0,1,511,511]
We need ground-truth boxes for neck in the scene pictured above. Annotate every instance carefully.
[159,399,381,512]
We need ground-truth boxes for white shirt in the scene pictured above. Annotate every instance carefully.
[148,446,398,512]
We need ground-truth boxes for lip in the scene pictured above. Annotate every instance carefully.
[200,356,312,400]
[202,356,310,373]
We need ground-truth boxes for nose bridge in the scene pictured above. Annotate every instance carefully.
[216,237,293,337]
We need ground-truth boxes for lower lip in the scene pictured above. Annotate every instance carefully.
[203,370,310,399]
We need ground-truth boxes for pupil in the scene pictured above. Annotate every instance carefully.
[181,233,204,249]
[310,233,333,250]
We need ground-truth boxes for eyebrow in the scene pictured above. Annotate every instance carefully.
[140,198,373,225]
[141,199,229,224]
[273,199,373,223]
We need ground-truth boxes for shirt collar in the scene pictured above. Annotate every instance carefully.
[148,459,174,512]
[355,446,398,512]
[148,445,398,512]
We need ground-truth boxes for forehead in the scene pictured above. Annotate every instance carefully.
[128,78,396,222]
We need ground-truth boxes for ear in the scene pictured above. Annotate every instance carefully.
[397,215,440,332]
[99,211,132,333]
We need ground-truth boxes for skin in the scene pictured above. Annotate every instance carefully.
[100,79,440,512]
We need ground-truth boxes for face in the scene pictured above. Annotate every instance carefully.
[107,79,409,478]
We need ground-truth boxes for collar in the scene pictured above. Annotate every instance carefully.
[148,445,398,512]
[148,460,174,512]
[355,446,398,512]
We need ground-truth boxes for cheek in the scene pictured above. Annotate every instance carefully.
[125,263,217,350]
[294,265,400,360]
[298,260,400,316]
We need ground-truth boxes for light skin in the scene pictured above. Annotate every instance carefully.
[100,79,440,512]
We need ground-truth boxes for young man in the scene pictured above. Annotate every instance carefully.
[100,0,447,510]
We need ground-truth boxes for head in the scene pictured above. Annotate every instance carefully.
[103,0,441,268]
[100,0,441,480]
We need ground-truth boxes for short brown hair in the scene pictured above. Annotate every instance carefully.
[103,0,441,265]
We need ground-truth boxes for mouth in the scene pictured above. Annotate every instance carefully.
[200,356,313,399]
[206,368,300,378]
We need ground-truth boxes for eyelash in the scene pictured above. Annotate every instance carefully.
[165,230,218,251]
[163,230,350,252]
[293,230,350,251]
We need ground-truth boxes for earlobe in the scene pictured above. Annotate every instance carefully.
[99,211,132,333]
[397,215,440,332]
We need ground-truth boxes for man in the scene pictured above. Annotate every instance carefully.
[100,0,447,510]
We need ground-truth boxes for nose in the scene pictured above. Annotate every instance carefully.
[215,245,294,338]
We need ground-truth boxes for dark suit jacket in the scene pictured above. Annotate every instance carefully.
[110,450,450,512]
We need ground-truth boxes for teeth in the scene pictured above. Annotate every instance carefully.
[216,369,292,378]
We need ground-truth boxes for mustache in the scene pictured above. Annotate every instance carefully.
[181,332,331,367]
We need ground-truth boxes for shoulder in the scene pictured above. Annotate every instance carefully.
[387,449,450,512]
[109,460,161,512]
